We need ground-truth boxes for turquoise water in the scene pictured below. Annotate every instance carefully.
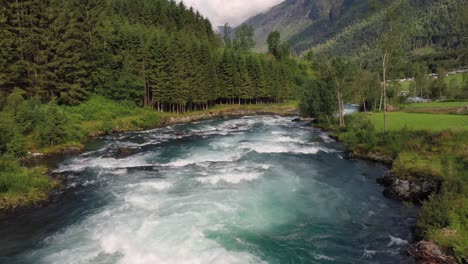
[0,116,417,263]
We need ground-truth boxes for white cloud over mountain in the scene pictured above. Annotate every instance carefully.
[177,0,283,27]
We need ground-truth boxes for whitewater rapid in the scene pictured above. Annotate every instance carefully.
[1,116,417,264]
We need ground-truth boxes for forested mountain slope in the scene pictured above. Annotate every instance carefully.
[242,0,467,68]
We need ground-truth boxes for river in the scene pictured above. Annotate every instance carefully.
[0,116,417,264]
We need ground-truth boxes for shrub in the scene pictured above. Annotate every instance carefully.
[417,191,468,262]
[139,112,160,127]
[6,135,27,158]
[101,119,115,135]
[0,156,56,208]
[0,113,18,154]
[65,96,137,121]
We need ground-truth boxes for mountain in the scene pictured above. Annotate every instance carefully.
[242,0,387,52]
[242,0,467,63]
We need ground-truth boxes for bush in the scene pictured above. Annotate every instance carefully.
[139,112,160,127]
[101,119,115,135]
[6,135,27,158]
[340,114,378,149]
[65,96,137,121]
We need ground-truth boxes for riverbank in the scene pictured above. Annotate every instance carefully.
[1,101,297,212]
[30,103,298,157]
[328,114,467,263]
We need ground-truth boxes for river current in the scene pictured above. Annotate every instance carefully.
[0,116,417,264]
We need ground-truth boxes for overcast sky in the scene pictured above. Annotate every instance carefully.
[177,0,283,27]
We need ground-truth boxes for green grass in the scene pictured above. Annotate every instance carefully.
[399,80,412,92]
[405,101,467,109]
[446,72,467,86]
[0,158,58,209]
[368,112,468,131]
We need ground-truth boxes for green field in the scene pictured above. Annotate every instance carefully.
[446,72,467,85]
[368,112,468,131]
[405,101,467,109]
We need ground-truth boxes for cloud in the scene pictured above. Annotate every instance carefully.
[177,0,283,27]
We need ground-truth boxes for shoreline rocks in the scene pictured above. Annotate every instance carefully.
[377,173,442,203]
[409,241,457,264]
[346,151,393,166]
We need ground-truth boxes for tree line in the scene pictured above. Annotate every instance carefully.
[0,0,302,113]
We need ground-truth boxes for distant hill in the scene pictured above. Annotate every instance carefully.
[241,0,467,67]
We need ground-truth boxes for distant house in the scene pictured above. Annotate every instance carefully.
[399,90,410,97]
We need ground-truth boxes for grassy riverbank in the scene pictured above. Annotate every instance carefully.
[0,159,58,210]
[332,114,467,262]
[0,94,297,211]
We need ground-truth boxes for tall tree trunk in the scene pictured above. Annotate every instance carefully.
[15,0,24,61]
[362,96,367,113]
[379,84,384,111]
[420,82,423,99]
[336,83,344,127]
[86,9,93,47]
[383,49,388,133]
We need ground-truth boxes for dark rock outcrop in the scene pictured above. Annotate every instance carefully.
[377,173,441,203]
[346,151,393,165]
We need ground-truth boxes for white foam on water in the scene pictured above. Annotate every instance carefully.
[319,132,335,143]
[196,172,262,185]
[166,150,245,167]
[237,141,327,154]
[314,254,335,261]
[124,194,160,210]
[276,136,304,143]
[109,168,128,175]
[128,181,173,191]
[363,249,378,258]
[387,236,409,247]
[55,153,154,173]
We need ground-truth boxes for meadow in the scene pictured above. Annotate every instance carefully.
[368,112,468,131]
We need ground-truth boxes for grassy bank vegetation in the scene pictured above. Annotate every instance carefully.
[333,114,467,262]
[0,158,58,210]
[0,91,163,210]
